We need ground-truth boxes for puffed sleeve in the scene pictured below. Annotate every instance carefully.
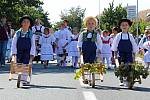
[41,26,45,33]
[32,26,36,33]
[39,35,42,45]
[51,34,56,43]
[11,33,17,55]
[129,34,139,53]
[30,34,36,56]
[96,34,102,50]
[111,34,121,51]
[77,33,83,48]
[138,37,145,49]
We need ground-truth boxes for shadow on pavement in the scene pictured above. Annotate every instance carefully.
[89,85,121,91]
[0,63,76,75]
[133,86,150,92]
[84,85,150,92]
[21,84,77,90]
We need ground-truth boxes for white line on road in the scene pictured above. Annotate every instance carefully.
[83,91,97,100]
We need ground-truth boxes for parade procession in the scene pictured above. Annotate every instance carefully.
[0,0,150,100]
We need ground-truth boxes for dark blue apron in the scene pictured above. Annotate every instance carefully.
[117,33,133,64]
[82,33,97,63]
[17,32,31,64]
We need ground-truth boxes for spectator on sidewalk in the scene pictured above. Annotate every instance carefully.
[0,15,8,67]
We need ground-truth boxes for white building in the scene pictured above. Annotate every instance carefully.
[125,5,136,20]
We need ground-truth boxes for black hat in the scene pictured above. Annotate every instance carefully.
[19,15,33,26]
[118,19,132,26]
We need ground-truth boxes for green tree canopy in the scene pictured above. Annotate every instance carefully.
[60,6,86,30]
[0,0,51,29]
[98,2,127,32]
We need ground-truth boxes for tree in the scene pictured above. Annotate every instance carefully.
[60,6,86,30]
[98,2,127,32]
[0,0,51,29]
[129,19,150,36]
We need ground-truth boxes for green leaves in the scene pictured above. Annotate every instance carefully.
[60,6,86,30]
[114,62,149,85]
[74,63,106,80]
[98,2,127,32]
[0,0,51,29]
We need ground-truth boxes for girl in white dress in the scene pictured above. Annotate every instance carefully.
[143,34,150,70]
[39,27,56,68]
[101,30,113,69]
[63,27,80,68]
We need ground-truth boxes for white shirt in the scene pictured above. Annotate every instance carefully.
[111,32,138,53]
[56,28,72,41]
[77,31,102,50]
[11,30,36,56]
[32,25,45,33]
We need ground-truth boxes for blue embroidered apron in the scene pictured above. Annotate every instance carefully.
[17,32,31,64]
[117,33,133,64]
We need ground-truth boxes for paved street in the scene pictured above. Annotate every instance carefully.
[0,60,150,100]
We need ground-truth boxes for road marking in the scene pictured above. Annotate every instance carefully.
[83,91,97,100]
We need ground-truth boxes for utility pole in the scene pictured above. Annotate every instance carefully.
[136,0,139,43]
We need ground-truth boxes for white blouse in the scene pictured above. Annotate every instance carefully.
[32,25,45,33]
[111,32,138,53]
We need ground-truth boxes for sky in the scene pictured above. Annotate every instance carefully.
[42,0,150,23]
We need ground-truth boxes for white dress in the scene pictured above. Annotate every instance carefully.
[56,29,72,54]
[68,34,80,57]
[101,35,113,58]
[143,41,150,62]
[39,34,56,61]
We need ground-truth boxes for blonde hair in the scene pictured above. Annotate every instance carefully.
[84,16,98,27]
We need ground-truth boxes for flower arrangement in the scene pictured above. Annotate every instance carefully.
[74,63,106,80]
[114,62,149,88]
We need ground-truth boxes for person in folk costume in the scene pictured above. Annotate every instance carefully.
[6,20,15,63]
[78,17,102,82]
[138,26,150,53]
[101,30,113,69]
[32,18,45,63]
[11,15,36,85]
[55,22,72,67]
[111,19,138,86]
[39,27,56,69]
[78,16,102,64]
[110,27,119,67]
[142,34,150,71]
[62,27,80,68]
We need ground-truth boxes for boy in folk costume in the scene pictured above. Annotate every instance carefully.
[39,27,56,69]
[63,27,80,68]
[78,16,102,64]
[101,30,113,69]
[11,15,36,85]
[55,22,72,67]
[111,19,138,86]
